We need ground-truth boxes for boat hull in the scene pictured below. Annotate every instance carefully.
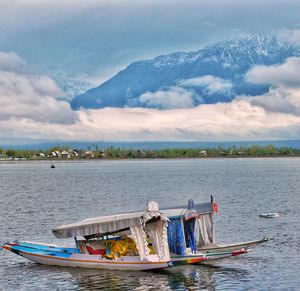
[198,238,270,253]
[170,248,247,266]
[2,243,169,270]
[21,252,169,270]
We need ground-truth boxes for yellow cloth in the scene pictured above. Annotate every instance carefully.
[105,237,137,259]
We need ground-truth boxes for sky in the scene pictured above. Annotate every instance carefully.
[0,0,300,144]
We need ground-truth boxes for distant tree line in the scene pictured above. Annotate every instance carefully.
[0,144,299,160]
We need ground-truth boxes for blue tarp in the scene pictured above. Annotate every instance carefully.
[184,218,197,253]
[167,218,185,256]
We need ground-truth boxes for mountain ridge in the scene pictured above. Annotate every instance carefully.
[71,34,300,110]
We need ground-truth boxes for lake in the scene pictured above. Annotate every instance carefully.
[0,158,299,290]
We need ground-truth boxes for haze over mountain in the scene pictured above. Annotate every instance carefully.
[53,77,95,101]
[71,35,300,110]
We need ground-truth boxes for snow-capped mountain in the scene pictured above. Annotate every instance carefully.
[71,35,300,109]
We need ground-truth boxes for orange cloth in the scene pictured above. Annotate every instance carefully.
[212,202,219,213]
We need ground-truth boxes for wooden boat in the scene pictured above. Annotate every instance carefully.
[260,212,280,218]
[170,248,248,266]
[161,198,270,265]
[199,238,271,253]
[1,201,188,270]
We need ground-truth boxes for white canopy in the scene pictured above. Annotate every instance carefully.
[160,202,212,218]
[52,210,168,239]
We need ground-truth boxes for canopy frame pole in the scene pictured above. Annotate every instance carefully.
[179,209,189,255]
[74,237,80,253]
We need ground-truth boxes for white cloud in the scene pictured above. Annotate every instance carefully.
[246,88,300,116]
[245,57,300,116]
[0,52,77,124]
[179,75,233,94]
[246,57,300,88]
[1,99,299,144]
[80,101,300,141]
[138,87,199,109]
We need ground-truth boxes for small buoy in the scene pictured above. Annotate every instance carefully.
[259,212,280,218]
[50,164,55,169]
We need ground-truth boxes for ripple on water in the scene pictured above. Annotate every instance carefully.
[0,158,300,290]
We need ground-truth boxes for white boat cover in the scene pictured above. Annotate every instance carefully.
[52,210,168,239]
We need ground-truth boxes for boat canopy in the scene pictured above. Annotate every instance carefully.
[161,202,212,218]
[52,205,168,239]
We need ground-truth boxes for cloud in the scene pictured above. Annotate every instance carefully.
[245,57,300,116]
[0,51,300,144]
[246,57,300,88]
[1,99,300,144]
[278,29,300,46]
[245,88,300,116]
[179,75,233,94]
[0,51,26,73]
[138,87,200,109]
[79,101,300,141]
[0,52,77,124]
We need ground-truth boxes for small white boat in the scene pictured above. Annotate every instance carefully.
[1,201,179,270]
[260,212,280,218]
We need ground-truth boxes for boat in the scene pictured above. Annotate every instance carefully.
[162,197,270,265]
[1,201,189,270]
[50,164,55,168]
[199,238,271,253]
[260,212,280,218]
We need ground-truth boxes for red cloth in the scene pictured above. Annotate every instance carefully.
[86,245,106,256]
[212,202,219,213]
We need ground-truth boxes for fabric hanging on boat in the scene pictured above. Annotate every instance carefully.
[145,220,170,260]
[167,218,185,256]
[184,217,197,253]
[130,222,150,260]
[197,213,214,246]
[146,221,162,256]
[185,199,199,221]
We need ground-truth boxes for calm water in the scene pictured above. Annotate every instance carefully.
[0,158,299,290]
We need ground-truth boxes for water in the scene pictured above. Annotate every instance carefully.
[0,158,299,290]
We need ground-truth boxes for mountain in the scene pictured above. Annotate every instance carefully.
[71,35,300,109]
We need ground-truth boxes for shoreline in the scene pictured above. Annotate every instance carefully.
[1,155,300,162]
[1,145,299,161]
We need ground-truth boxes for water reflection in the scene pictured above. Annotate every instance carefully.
[1,255,252,290]
[64,263,249,290]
